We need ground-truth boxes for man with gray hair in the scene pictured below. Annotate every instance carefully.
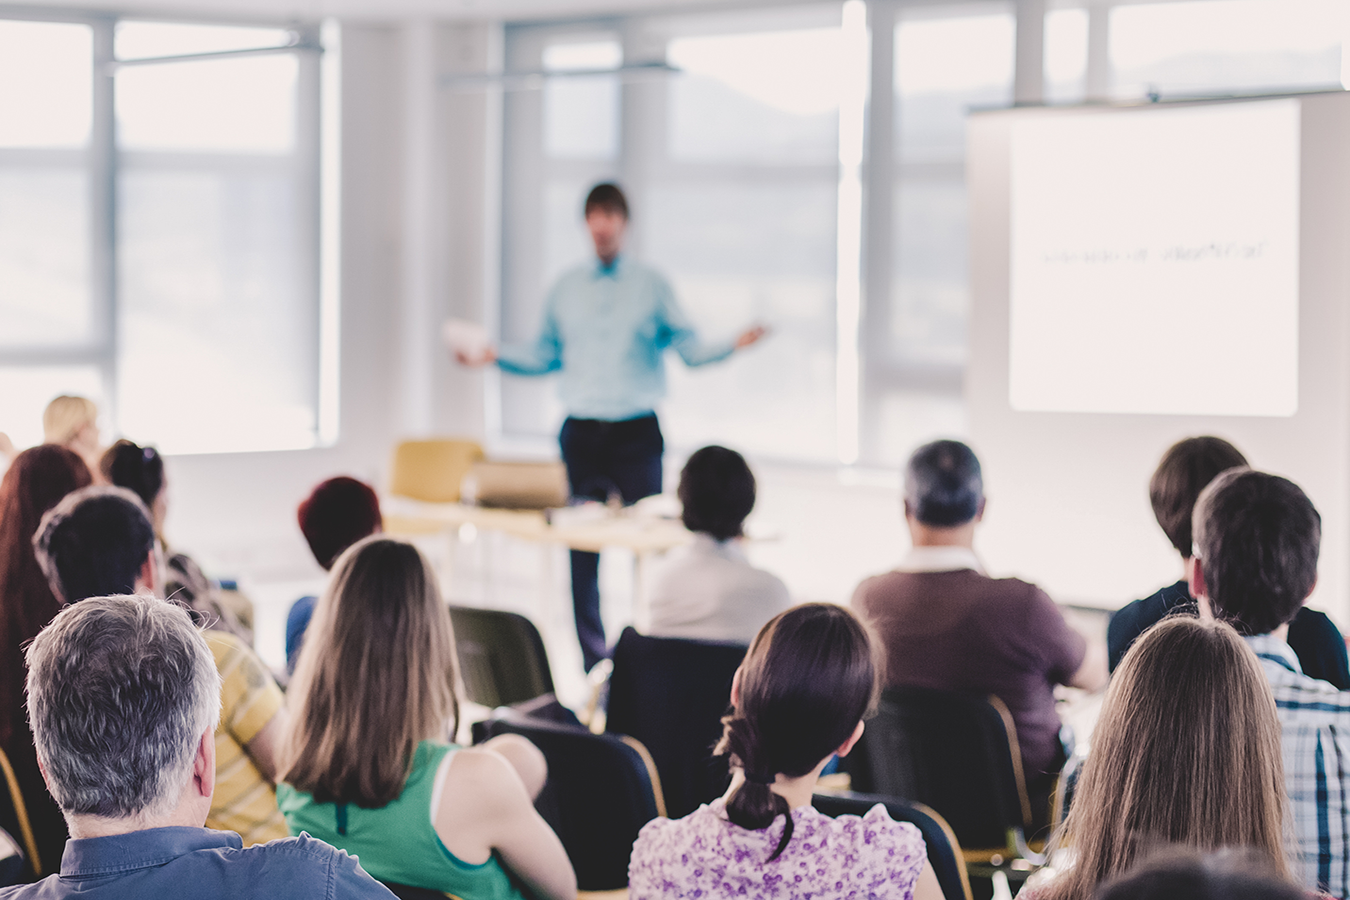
[850,439,1106,822]
[0,595,392,899]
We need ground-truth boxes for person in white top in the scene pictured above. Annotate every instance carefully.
[646,446,791,644]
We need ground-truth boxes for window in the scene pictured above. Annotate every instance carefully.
[0,13,324,455]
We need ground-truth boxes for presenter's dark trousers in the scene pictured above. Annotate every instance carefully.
[559,413,663,671]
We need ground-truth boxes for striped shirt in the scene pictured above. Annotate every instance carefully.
[1248,633,1350,899]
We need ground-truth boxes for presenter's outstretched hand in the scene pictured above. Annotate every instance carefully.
[735,325,768,349]
[456,346,498,367]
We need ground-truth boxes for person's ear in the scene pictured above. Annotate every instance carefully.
[1188,556,1207,602]
[36,756,53,796]
[136,549,158,596]
[975,497,987,523]
[729,667,743,708]
[193,729,215,801]
[836,720,866,758]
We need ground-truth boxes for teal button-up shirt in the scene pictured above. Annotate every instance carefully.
[496,257,735,422]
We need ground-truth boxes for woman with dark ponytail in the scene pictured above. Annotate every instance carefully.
[628,603,943,899]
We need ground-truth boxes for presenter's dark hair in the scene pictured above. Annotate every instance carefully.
[716,603,878,862]
[679,445,756,541]
[1149,436,1247,557]
[1094,849,1304,900]
[1193,468,1319,636]
[905,439,983,527]
[298,477,383,571]
[584,182,629,220]
[34,487,156,604]
[101,439,165,511]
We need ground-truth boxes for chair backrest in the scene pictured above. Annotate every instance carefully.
[847,685,1031,852]
[0,747,38,881]
[389,439,484,503]
[380,883,459,900]
[449,606,555,709]
[813,791,973,900]
[478,713,664,891]
[605,627,747,819]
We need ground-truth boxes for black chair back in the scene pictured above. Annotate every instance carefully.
[846,685,1030,852]
[813,791,973,900]
[605,627,746,819]
[380,883,455,900]
[449,606,554,708]
[478,713,664,891]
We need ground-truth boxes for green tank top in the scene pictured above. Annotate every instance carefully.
[277,741,526,900]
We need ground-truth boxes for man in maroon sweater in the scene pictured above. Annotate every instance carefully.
[851,440,1107,793]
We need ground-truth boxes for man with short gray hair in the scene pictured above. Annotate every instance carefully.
[0,595,393,899]
[851,439,1107,823]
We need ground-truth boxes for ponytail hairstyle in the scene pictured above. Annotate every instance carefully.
[714,603,879,861]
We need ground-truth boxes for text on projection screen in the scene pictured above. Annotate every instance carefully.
[1008,99,1300,417]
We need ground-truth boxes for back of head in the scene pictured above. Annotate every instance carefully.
[42,395,98,447]
[100,439,165,511]
[678,445,756,541]
[1193,468,1320,636]
[584,182,629,219]
[34,486,157,605]
[26,594,221,819]
[904,439,983,527]
[297,476,383,570]
[0,445,92,743]
[1149,437,1247,557]
[283,536,457,806]
[716,603,878,860]
[1049,616,1288,899]
[1094,849,1305,900]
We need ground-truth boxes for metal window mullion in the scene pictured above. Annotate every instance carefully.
[294,22,323,445]
[90,16,118,428]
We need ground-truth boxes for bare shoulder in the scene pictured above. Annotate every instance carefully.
[443,746,532,808]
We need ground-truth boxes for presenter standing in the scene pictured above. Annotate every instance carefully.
[459,183,765,671]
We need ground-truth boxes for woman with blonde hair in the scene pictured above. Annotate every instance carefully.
[42,395,102,478]
[278,536,575,900]
[1026,615,1292,900]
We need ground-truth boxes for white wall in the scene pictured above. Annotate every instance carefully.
[967,94,1350,621]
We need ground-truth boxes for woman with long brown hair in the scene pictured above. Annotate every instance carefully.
[1027,615,1293,900]
[0,445,92,877]
[629,602,943,899]
[277,536,575,900]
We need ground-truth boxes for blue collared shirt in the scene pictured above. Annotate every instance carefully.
[1247,633,1350,899]
[497,257,736,421]
[0,827,394,900]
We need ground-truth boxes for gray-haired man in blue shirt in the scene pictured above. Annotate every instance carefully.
[461,183,764,671]
[1,595,393,900]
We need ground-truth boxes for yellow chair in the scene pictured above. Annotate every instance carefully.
[388,439,485,504]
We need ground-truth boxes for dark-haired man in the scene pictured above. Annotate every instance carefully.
[645,445,790,643]
[1194,468,1350,898]
[459,183,765,671]
[33,487,290,847]
[851,440,1106,807]
[1107,436,1349,685]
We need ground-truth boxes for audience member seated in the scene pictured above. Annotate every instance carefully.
[101,439,253,644]
[285,476,382,674]
[32,487,289,847]
[0,446,91,876]
[1108,436,1349,686]
[645,445,790,643]
[851,439,1106,809]
[0,595,393,900]
[1024,616,1290,900]
[41,396,102,483]
[1193,468,1350,898]
[628,602,943,900]
[277,537,576,900]
[1093,850,1308,900]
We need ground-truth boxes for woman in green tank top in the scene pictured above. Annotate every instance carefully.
[277,537,576,900]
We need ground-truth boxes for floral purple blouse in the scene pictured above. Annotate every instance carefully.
[628,798,929,899]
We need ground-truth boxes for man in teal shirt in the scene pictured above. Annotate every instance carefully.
[463,184,763,670]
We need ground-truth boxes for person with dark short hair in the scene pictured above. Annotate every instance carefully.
[458,182,767,671]
[851,440,1106,820]
[1107,436,1349,686]
[1092,850,1307,900]
[0,595,393,900]
[1193,468,1350,898]
[285,477,383,673]
[33,487,292,848]
[645,446,790,643]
